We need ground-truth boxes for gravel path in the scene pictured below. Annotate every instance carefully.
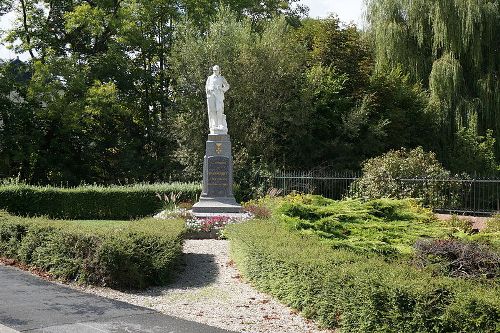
[74,240,333,333]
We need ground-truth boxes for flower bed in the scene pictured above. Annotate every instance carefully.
[185,215,252,239]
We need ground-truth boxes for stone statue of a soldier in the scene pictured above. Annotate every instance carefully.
[192,64,243,216]
[206,65,230,134]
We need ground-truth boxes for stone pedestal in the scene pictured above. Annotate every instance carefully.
[192,134,243,216]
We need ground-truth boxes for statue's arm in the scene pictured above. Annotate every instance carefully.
[222,77,230,93]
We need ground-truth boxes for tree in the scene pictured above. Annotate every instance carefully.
[0,59,41,180]
[296,16,373,95]
[170,8,310,178]
[366,0,500,168]
[1,0,182,183]
[180,0,307,30]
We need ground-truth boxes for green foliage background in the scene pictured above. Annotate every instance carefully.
[0,0,498,185]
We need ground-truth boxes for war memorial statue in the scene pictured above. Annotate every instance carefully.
[192,65,243,216]
[206,65,230,134]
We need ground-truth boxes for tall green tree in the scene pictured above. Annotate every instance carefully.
[294,16,437,169]
[171,8,310,178]
[296,16,373,94]
[366,0,500,170]
[1,0,181,183]
[0,60,41,180]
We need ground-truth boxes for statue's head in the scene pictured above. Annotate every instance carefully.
[212,65,220,75]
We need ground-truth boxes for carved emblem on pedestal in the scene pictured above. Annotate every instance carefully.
[215,143,223,154]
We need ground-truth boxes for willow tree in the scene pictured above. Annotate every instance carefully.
[366,0,499,170]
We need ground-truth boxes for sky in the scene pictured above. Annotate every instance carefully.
[299,0,365,24]
[0,0,365,60]
[0,12,17,60]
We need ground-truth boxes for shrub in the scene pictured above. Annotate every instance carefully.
[0,211,185,289]
[273,194,448,256]
[446,215,474,234]
[414,239,500,279]
[350,147,455,202]
[487,214,500,232]
[226,220,500,332]
[0,183,201,219]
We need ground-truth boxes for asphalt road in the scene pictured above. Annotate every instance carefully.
[0,265,234,333]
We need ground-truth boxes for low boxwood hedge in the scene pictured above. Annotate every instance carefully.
[226,220,500,332]
[0,211,185,289]
[0,183,201,219]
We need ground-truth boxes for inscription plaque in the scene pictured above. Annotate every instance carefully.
[207,156,230,197]
[192,134,242,215]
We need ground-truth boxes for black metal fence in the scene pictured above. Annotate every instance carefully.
[258,170,500,216]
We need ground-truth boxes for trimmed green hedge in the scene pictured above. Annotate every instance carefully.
[0,211,185,289]
[226,220,500,332]
[0,183,201,219]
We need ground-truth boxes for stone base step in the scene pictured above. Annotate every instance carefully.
[192,197,244,214]
[190,211,252,219]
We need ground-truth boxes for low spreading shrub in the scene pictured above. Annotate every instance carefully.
[226,220,500,332]
[0,211,185,289]
[446,215,475,234]
[0,183,201,219]
[487,214,500,232]
[274,194,449,256]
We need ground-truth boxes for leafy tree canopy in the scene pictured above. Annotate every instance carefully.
[366,0,500,160]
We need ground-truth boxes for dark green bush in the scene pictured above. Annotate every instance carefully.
[226,220,500,332]
[0,211,185,289]
[0,183,201,219]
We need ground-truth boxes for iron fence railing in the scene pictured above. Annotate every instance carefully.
[258,170,500,216]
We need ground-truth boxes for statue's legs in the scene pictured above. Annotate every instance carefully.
[215,97,224,129]
[207,96,217,131]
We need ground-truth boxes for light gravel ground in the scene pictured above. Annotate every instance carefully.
[73,240,333,333]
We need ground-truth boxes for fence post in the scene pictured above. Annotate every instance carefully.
[473,178,476,213]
